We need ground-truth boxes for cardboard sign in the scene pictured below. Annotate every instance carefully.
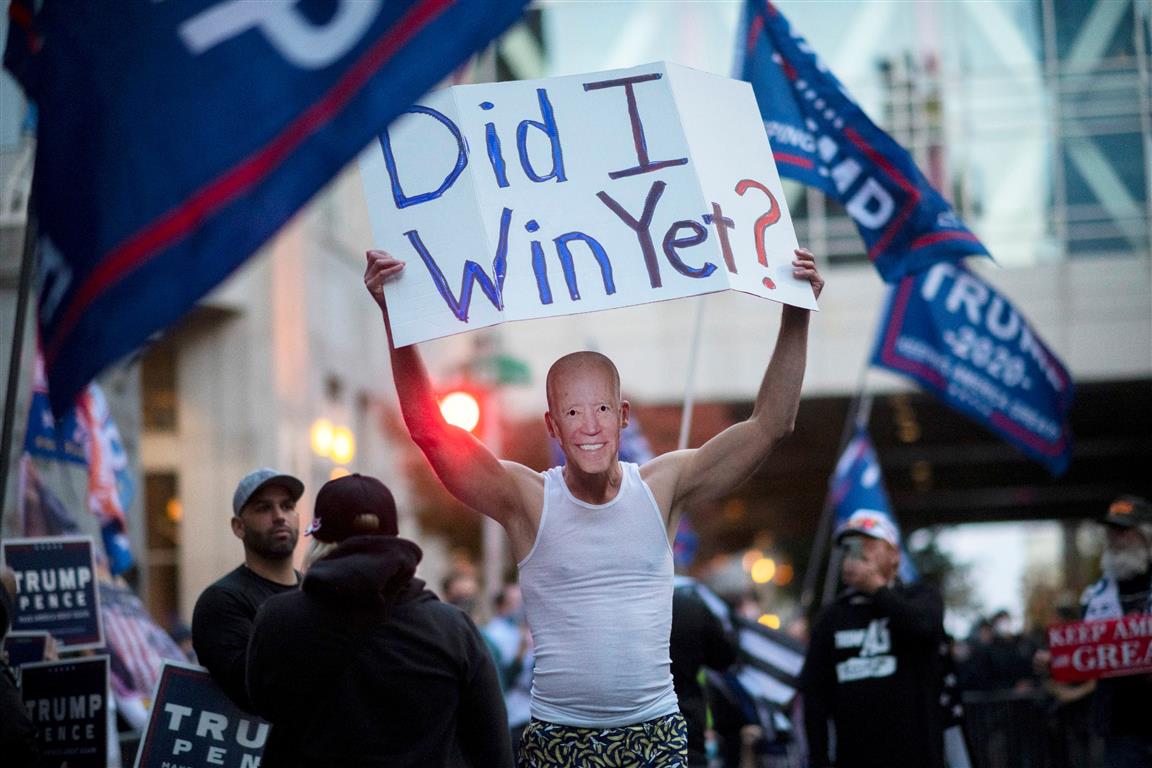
[135,662,269,768]
[2,536,103,650]
[1048,615,1152,683]
[872,262,1073,476]
[21,655,109,768]
[360,61,816,347]
[3,630,50,672]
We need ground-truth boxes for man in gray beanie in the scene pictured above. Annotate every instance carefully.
[192,468,303,711]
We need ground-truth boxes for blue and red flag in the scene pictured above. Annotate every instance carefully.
[4,0,529,416]
[97,580,188,729]
[23,349,136,574]
[871,261,1073,476]
[830,429,917,583]
[737,0,989,282]
[76,385,136,575]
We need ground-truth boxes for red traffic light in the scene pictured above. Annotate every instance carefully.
[439,390,482,433]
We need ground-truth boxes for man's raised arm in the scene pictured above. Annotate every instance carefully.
[364,250,523,525]
[654,248,823,512]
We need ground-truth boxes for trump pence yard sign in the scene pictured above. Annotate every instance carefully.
[360,61,818,346]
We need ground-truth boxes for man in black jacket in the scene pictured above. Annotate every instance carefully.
[800,509,946,768]
[247,473,513,768]
[191,467,304,710]
[1080,495,1152,768]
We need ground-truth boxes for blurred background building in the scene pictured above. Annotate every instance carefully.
[1,0,1149,634]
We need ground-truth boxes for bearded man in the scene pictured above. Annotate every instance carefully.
[192,468,304,711]
[1081,495,1152,768]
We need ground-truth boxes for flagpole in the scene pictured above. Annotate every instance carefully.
[677,296,707,451]
[1134,0,1152,245]
[799,317,879,612]
[799,397,869,610]
[0,186,38,545]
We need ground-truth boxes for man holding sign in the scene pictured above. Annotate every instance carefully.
[364,246,821,765]
[1080,496,1152,767]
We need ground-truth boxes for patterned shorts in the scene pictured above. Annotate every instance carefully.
[518,712,688,768]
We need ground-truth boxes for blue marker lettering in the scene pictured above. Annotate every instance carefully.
[403,208,512,322]
[381,105,467,209]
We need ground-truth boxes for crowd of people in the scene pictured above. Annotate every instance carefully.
[177,461,1149,768]
[178,246,820,767]
[3,241,1148,768]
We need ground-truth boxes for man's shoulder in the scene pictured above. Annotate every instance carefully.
[194,566,247,605]
[250,588,312,630]
[810,599,850,633]
[424,593,487,631]
[894,579,943,604]
[193,565,293,617]
[1080,576,1111,604]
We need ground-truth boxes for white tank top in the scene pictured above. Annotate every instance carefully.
[518,462,679,727]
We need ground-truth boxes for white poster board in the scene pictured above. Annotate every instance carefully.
[360,61,817,346]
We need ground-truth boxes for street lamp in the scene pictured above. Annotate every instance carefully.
[311,418,356,465]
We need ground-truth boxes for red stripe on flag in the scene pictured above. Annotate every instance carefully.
[8,0,32,28]
[774,152,814,170]
[878,278,948,389]
[106,605,154,692]
[989,412,1067,457]
[842,127,921,262]
[909,230,979,250]
[44,0,456,367]
[745,12,764,53]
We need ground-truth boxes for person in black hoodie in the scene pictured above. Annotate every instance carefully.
[246,473,513,768]
[800,509,946,768]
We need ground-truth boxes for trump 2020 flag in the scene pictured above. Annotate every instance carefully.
[24,351,87,464]
[737,0,989,281]
[4,0,529,416]
[872,261,1074,476]
[830,430,916,583]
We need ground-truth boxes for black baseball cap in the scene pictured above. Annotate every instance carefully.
[1102,495,1152,529]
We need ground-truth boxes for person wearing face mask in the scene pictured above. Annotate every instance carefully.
[799,509,947,768]
[1080,495,1152,768]
[364,246,824,767]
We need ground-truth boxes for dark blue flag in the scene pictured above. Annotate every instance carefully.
[4,0,529,416]
[737,0,989,281]
[830,429,917,583]
[872,262,1073,475]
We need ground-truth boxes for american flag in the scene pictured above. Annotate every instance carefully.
[97,580,187,724]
